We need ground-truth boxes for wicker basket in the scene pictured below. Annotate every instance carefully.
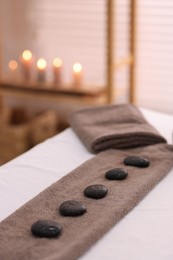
[0,107,58,165]
[29,110,58,146]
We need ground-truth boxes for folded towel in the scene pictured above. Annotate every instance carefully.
[0,144,173,260]
[69,104,167,153]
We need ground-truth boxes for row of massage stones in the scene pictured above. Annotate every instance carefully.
[31,155,150,238]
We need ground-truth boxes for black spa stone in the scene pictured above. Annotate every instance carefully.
[31,220,62,238]
[59,200,86,217]
[105,168,128,180]
[124,156,150,168]
[84,184,108,199]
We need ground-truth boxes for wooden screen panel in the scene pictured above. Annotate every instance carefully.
[136,0,173,113]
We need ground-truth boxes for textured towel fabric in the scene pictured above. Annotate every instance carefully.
[0,144,173,260]
[69,104,167,153]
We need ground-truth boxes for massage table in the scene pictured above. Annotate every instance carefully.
[0,107,173,260]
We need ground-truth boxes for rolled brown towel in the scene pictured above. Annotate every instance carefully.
[69,104,166,153]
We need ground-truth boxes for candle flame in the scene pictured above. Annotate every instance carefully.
[37,58,47,70]
[22,50,32,61]
[8,60,18,70]
[53,58,62,68]
[73,63,82,73]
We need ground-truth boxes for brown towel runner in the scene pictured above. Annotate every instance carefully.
[0,144,173,260]
[69,104,166,153]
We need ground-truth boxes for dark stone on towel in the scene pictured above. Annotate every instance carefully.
[124,156,150,168]
[59,200,86,216]
[1,144,173,260]
[84,184,108,199]
[105,168,128,180]
[31,220,62,238]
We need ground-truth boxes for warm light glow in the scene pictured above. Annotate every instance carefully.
[37,58,47,70]
[73,63,82,73]
[53,58,62,68]
[8,60,18,70]
[22,50,32,61]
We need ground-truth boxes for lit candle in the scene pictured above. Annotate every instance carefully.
[21,49,33,81]
[37,58,47,82]
[73,62,82,87]
[53,57,62,85]
[8,60,20,81]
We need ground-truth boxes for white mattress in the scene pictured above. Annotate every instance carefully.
[0,107,173,260]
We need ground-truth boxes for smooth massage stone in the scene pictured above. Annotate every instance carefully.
[124,156,150,168]
[31,220,62,238]
[105,168,128,180]
[84,184,108,199]
[59,200,86,216]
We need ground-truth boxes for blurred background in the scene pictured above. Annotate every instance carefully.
[0,0,172,164]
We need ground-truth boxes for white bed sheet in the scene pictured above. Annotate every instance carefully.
[0,107,173,260]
